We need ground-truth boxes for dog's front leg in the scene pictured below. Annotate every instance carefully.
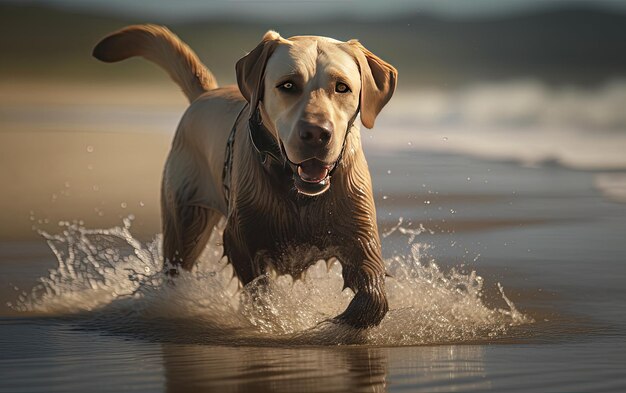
[335,251,388,329]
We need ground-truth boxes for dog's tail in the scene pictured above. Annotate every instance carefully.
[93,24,217,102]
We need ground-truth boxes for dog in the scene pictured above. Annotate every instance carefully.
[93,25,397,328]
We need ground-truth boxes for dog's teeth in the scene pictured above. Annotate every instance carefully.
[297,166,329,183]
[267,264,279,279]
[325,258,337,272]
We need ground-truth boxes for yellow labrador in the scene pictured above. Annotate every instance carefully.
[94,25,397,328]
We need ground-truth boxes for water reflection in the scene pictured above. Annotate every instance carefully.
[161,343,488,392]
[162,343,386,393]
[388,346,489,392]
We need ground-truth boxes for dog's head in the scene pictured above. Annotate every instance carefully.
[236,31,397,196]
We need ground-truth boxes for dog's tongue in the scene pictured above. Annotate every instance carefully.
[297,159,330,183]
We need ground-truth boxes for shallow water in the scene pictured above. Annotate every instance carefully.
[2,150,626,392]
[2,80,626,392]
[7,215,529,347]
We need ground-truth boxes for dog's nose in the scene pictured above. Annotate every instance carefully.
[298,120,333,146]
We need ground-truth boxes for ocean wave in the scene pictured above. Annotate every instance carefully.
[369,80,626,172]
[389,80,626,131]
[594,173,626,203]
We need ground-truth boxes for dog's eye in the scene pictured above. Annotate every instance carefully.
[335,82,350,93]
[278,81,295,91]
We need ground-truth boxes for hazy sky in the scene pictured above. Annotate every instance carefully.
[8,0,626,21]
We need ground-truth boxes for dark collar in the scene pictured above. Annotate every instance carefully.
[248,107,283,166]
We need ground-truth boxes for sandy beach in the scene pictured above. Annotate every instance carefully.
[1,79,626,391]
[0,82,186,239]
[3,0,626,390]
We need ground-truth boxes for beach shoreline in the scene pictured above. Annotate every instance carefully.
[1,80,625,392]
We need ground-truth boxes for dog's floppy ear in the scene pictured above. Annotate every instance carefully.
[348,40,397,129]
[236,30,282,111]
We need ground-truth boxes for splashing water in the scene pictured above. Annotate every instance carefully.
[12,217,531,346]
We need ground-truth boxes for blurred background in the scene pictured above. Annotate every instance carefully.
[1,0,626,240]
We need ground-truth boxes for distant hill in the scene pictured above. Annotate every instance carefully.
[1,3,625,86]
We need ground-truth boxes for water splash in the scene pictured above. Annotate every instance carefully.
[12,217,531,345]
[382,217,434,242]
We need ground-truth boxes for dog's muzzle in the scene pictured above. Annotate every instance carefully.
[240,105,358,198]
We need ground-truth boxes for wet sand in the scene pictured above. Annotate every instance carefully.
[0,81,187,239]
[0,129,557,240]
[1,82,625,392]
[0,130,167,239]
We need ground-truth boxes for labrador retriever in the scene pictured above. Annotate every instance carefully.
[93,25,397,328]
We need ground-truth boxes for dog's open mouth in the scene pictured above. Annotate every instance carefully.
[293,158,333,196]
